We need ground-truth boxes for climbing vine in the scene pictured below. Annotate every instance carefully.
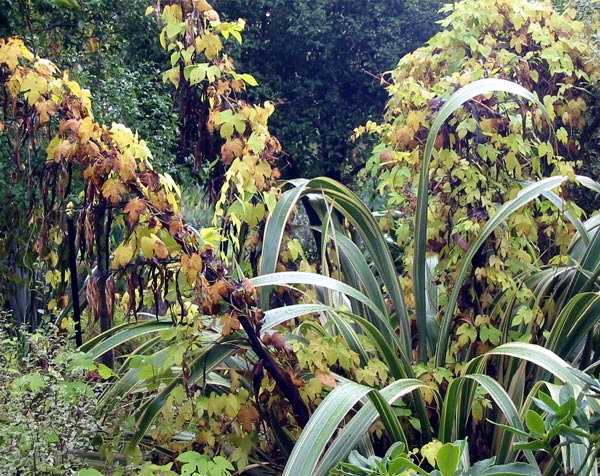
[357,0,600,359]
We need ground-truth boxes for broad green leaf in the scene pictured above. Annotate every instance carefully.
[436,442,461,476]
[525,410,546,436]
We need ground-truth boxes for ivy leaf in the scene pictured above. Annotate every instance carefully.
[192,0,214,12]
[20,71,48,105]
[97,363,118,379]
[154,236,170,259]
[247,132,266,153]
[181,253,203,284]
[287,238,304,261]
[184,63,221,85]
[165,21,186,40]
[480,325,501,345]
[162,66,180,88]
[421,440,443,467]
[140,235,156,258]
[199,227,223,248]
[315,369,337,387]
[218,21,244,44]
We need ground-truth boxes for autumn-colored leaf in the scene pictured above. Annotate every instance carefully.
[36,99,58,124]
[112,241,135,269]
[193,0,213,12]
[221,138,244,164]
[117,151,137,182]
[154,238,169,259]
[140,235,155,258]
[237,405,259,432]
[101,178,127,204]
[195,32,222,60]
[169,217,184,236]
[220,312,240,336]
[123,198,147,226]
[181,253,203,284]
[78,116,96,143]
[315,369,337,388]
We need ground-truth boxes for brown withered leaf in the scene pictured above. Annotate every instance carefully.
[237,405,259,432]
[154,237,170,259]
[220,312,240,336]
[208,279,231,303]
[220,138,244,164]
[241,277,253,294]
[139,170,160,191]
[169,217,184,236]
[181,253,203,284]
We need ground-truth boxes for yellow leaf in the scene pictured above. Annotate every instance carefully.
[112,242,135,269]
[193,0,213,12]
[195,33,222,60]
[421,440,443,467]
[78,116,95,143]
[140,235,155,258]
[199,227,223,248]
[117,150,137,181]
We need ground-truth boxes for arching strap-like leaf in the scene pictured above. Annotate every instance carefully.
[415,78,551,364]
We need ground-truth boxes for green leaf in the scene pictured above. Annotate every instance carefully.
[77,469,104,476]
[214,109,247,138]
[240,73,258,86]
[97,363,117,379]
[436,442,461,476]
[525,410,546,436]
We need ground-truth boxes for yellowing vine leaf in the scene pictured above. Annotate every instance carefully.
[193,0,213,12]
[123,198,147,226]
[214,110,247,138]
[195,33,222,60]
[112,242,135,269]
[221,138,244,164]
[102,178,127,204]
[140,235,155,258]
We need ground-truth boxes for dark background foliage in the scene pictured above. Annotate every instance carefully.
[217,0,445,180]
